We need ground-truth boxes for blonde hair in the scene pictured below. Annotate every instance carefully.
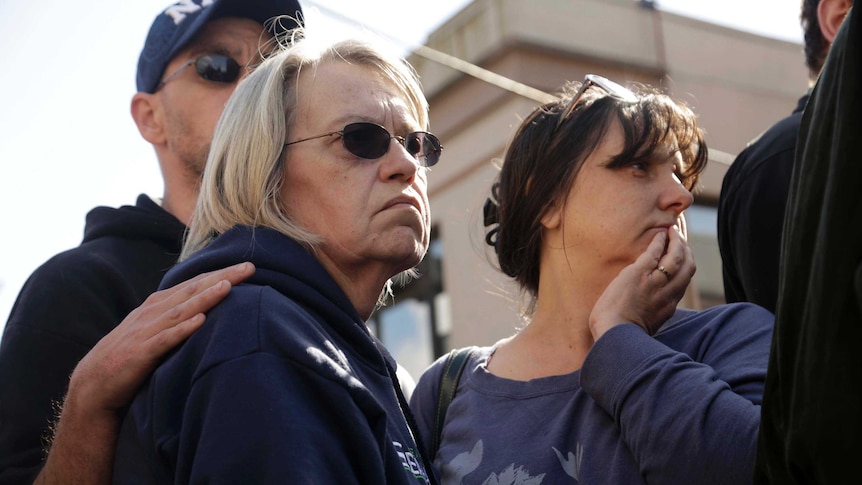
[181,30,430,261]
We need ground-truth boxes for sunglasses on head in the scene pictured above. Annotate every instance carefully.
[156,54,242,91]
[555,74,639,131]
[285,122,443,167]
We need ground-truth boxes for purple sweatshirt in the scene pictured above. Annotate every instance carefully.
[410,304,773,484]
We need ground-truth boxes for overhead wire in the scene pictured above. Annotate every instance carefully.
[300,1,558,105]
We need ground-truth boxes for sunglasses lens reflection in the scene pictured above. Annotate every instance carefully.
[342,124,389,159]
[407,133,442,167]
[341,123,441,167]
[195,54,241,83]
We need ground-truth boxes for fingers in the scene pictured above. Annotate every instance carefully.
[137,263,255,322]
[650,226,694,284]
[116,263,255,348]
[157,262,254,327]
[637,230,669,274]
[161,263,254,322]
[159,262,255,307]
[145,312,207,357]
[656,265,672,281]
[65,265,257,417]
[159,279,229,324]
[201,261,256,287]
[648,226,696,317]
[591,226,696,338]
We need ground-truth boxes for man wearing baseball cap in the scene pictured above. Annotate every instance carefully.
[0,1,302,483]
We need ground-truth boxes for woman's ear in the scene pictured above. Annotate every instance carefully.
[818,0,853,43]
[540,201,563,230]
[131,92,166,145]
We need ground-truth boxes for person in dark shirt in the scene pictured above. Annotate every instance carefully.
[0,1,301,483]
[755,3,861,483]
[717,0,852,313]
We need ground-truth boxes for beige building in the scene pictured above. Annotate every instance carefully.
[371,0,809,380]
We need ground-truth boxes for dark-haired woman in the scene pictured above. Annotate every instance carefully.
[410,76,773,485]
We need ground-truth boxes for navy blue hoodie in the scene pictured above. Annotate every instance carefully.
[113,226,433,484]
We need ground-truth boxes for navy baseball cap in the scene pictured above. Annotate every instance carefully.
[137,0,303,93]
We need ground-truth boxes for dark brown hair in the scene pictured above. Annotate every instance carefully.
[484,80,708,310]
[801,0,829,79]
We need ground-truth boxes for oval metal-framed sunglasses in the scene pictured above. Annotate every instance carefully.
[157,54,242,91]
[285,122,443,167]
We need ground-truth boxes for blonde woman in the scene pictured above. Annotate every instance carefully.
[112,33,442,484]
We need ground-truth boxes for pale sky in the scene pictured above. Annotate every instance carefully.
[0,0,803,333]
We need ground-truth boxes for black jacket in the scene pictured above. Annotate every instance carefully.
[755,5,862,483]
[718,94,809,314]
[0,195,184,484]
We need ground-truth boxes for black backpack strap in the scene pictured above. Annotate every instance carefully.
[431,347,475,458]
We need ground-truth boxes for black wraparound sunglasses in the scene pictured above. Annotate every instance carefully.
[157,54,242,91]
[285,122,443,167]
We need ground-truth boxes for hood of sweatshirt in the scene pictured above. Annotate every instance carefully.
[160,225,391,366]
[82,194,185,250]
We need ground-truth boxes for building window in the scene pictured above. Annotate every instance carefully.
[685,204,725,308]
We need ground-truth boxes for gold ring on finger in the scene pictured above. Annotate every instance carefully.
[657,265,671,280]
